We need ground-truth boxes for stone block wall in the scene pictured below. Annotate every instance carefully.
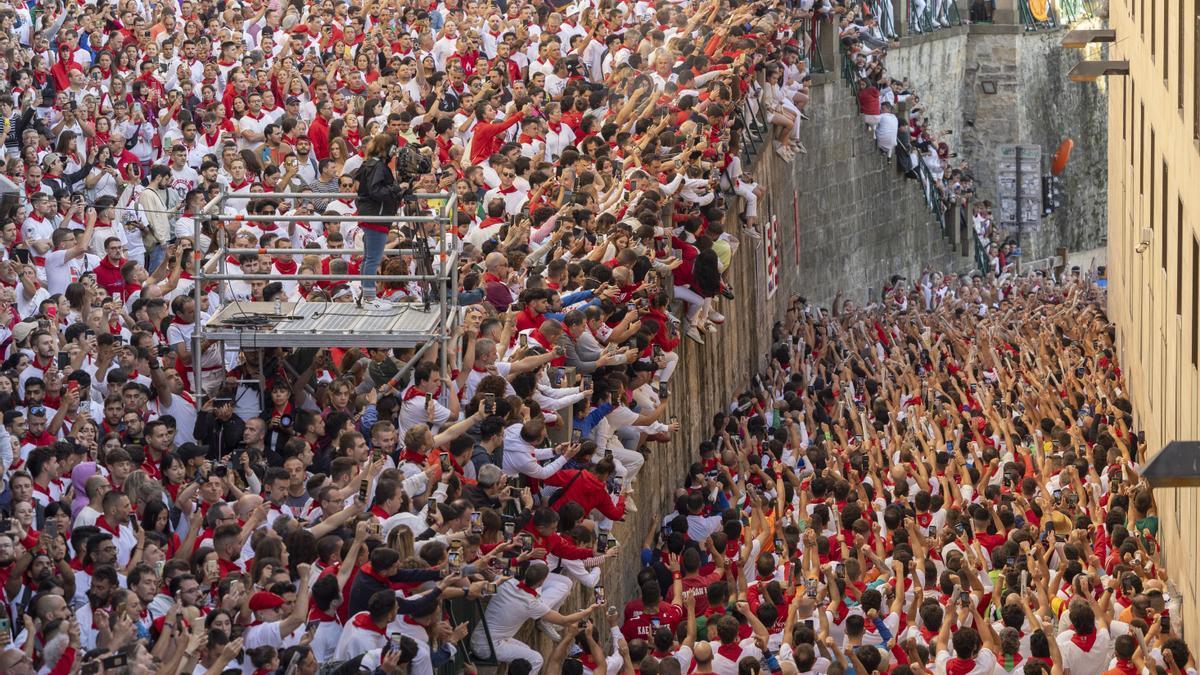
[881,23,1110,262]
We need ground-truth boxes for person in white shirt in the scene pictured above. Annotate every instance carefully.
[397,361,459,434]
[334,595,395,661]
[875,102,900,156]
[94,491,139,567]
[709,611,769,675]
[471,564,601,675]
[1056,598,1113,675]
[242,567,312,658]
[43,215,98,295]
[388,597,466,675]
[932,601,1000,675]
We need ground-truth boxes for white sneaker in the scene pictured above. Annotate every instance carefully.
[709,310,726,324]
[705,323,719,334]
[686,326,706,344]
[743,226,763,240]
[364,298,394,310]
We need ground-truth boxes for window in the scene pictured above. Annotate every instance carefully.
[1139,105,1146,191]
[1162,161,1169,270]
[1179,0,1186,107]
[1179,198,1185,315]
[1152,0,1157,60]
[1123,80,1128,140]
[1193,237,1199,367]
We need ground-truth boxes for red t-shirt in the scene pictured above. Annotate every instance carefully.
[621,599,684,642]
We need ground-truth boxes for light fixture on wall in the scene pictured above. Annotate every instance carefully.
[1140,441,1200,487]
[1061,29,1116,48]
[1068,60,1130,82]
[980,80,997,95]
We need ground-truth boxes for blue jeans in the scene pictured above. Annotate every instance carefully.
[147,244,166,275]
[361,228,388,299]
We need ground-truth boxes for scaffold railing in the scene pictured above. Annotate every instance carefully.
[189,189,460,407]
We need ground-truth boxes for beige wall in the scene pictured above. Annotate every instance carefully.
[1106,0,1200,652]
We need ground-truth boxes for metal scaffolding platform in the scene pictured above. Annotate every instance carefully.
[203,301,448,349]
[189,190,460,404]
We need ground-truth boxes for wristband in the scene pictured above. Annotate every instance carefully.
[673,573,682,580]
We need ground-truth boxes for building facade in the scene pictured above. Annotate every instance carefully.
[1106,0,1200,649]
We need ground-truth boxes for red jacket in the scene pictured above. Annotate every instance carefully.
[469,111,525,165]
[309,116,332,161]
[544,470,626,521]
[94,256,127,298]
[642,307,680,352]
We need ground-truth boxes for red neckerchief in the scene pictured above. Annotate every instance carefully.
[516,581,539,597]
[402,386,431,401]
[1070,629,1098,652]
[368,505,390,520]
[946,658,976,675]
[96,516,122,536]
[1112,659,1138,675]
[716,642,743,662]
[398,446,428,464]
[359,562,392,586]
[307,607,340,624]
[351,612,386,635]
[1000,653,1023,672]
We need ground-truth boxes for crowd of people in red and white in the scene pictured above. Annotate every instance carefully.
[616,274,1188,675]
[0,0,829,673]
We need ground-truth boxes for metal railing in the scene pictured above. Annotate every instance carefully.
[908,0,963,33]
[190,188,461,406]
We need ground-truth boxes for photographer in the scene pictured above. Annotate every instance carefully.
[356,133,413,310]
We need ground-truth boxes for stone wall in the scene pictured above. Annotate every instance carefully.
[593,71,967,610]
[880,23,1110,262]
[561,21,1110,637]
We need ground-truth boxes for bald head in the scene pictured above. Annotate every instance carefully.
[485,252,508,272]
[693,641,713,664]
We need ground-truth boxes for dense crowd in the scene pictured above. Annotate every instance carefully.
[0,0,830,673]
[614,273,1186,675]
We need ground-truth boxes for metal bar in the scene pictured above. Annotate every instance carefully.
[257,192,453,199]
[212,214,441,223]
[200,273,444,282]
[224,247,422,256]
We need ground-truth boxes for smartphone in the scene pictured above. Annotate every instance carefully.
[205,559,219,578]
[572,427,582,443]
[470,511,481,533]
[958,591,971,606]
[425,393,433,409]
[426,495,439,525]
[520,533,533,553]
[594,584,605,605]
[596,529,608,553]
[581,374,592,390]
[358,476,370,503]
[805,577,817,598]
[483,393,496,415]
[504,521,515,539]
[518,333,529,348]
[44,520,57,539]
[439,453,452,473]
[56,351,69,369]
[485,581,498,594]
[82,663,101,675]
[658,381,668,399]
[447,547,462,573]
[101,654,128,669]
[1161,615,1171,632]
[670,416,679,426]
